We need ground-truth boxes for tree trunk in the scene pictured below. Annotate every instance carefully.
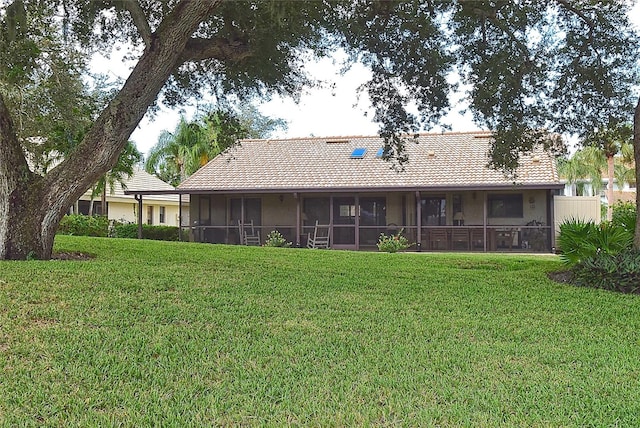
[0,1,223,259]
[101,188,107,216]
[0,94,57,259]
[634,96,640,250]
[607,154,614,221]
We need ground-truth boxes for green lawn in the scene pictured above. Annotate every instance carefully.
[1,236,639,426]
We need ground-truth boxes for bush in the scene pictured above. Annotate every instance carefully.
[263,230,292,247]
[557,218,632,265]
[377,229,411,253]
[58,215,109,237]
[611,201,637,234]
[572,250,640,293]
[112,223,180,241]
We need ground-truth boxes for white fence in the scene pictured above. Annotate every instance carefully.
[553,196,601,240]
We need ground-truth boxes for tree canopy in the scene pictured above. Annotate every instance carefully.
[1,0,640,259]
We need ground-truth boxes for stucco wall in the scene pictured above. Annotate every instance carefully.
[109,201,184,226]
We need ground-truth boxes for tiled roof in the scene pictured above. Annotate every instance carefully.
[178,131,561,192]
[84,168,187,202]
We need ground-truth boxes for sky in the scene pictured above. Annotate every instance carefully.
[91,3,640,157]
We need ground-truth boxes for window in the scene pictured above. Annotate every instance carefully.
[146,206,154,225]
[350,148,367,158]
[488,194,523,218]
[159,206,166,224]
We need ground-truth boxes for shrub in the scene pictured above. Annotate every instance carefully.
[58,215,109,237]
[112,223,180,241]
[263,230,292,247]
[611,201,637,234]
[377,229,411,253]
[572,250,640,293]
[557,218,632,265]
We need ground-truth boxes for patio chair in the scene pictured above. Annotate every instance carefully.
[307,220,330,249]
[428,228,449,250]
[451,228,469,250]
[238,220,261,246]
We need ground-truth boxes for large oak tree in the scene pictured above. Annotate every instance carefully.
[1,0,639,259]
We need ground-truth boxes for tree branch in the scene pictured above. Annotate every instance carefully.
[555,0,597,32]
[121,0,153,48]
[181,37,253,63]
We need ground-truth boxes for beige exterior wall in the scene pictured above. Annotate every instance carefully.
[262,194,297,229]
[78,196,187,227]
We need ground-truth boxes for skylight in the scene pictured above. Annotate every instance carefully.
[350,148,367,158]
[376,148,385,158]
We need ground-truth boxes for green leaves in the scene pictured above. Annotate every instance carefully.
[558,218,633,265]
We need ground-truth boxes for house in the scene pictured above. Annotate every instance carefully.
[74,168,189,227]
[169,131,563,252]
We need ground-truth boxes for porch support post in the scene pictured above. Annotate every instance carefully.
[416,191,422,251]
[483,192,487,252]
[329,197,334,246]
[548,190,555,252]
[135,194,143,239]
[240,196,245,238]
[295,193,301,247]
[178,194,183,241]
[355,194,360,250]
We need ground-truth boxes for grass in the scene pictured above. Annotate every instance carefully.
[1,236,639,426]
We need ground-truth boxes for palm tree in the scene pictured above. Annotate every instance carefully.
[145,107,286,185]
[145,116,206,186]
[584,124,633,220]
[558,147,605,197]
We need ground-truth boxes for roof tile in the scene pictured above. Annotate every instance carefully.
[178,131,560,192]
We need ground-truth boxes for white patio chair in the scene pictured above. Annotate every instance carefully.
[307,220,330,249]
[239,220,261,246]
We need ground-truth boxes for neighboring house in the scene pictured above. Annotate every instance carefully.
[74,168,189,227]
[160,131,563,252]
[562,159,636,206]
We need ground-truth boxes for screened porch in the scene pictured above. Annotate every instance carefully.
[186,189,556,252]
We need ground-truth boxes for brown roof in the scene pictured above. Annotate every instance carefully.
[178,131,561,193]
[112,168,187,202]
[612,190,636,204]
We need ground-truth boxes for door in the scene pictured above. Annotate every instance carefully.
[333,196,356,248]
[359,197,386,246]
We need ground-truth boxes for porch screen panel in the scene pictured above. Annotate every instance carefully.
[245,198,262,226]
[303,197,330,245]
[303,198,330,226]
[333,197,356,245]
[421,197,446,226]
[360,197,386,246]
[230,198,262,225]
